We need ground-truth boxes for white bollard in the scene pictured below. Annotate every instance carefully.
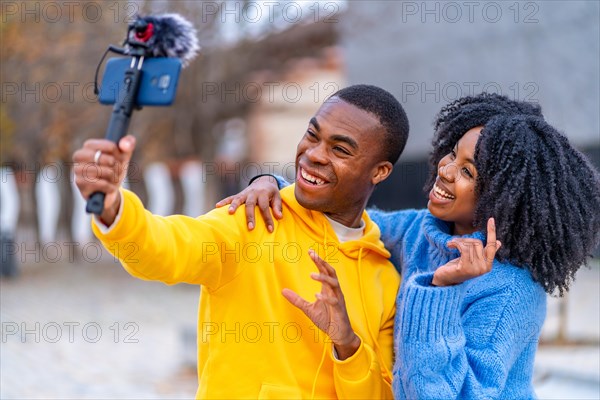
[0,167,20,233]
[70,170,92,244]
[35,164,61,243]
[144,162,175,216]
[1,167,20,276]
[180,160,207,217]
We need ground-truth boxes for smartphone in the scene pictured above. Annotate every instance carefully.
[98,57,182,106]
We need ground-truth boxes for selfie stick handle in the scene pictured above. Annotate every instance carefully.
[86,56,144,216]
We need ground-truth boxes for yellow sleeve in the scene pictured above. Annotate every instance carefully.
[92,188,245,290]
[332,281,396,399]
[331,316,394,399]
[378,302,396,386]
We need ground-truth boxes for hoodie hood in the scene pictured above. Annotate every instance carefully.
[280,185,390,260]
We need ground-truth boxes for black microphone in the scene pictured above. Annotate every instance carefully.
[86,14,199,216]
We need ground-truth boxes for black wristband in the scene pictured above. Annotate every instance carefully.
[248,174,279,188]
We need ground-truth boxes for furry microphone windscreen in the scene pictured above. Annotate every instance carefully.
[128,14,200,66]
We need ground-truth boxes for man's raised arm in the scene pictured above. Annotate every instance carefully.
[73,136,245,289]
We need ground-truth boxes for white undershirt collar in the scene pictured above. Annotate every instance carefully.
[324,215,365,243]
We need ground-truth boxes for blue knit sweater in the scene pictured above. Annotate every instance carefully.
[369,209,547,399]
[271,176,547,397]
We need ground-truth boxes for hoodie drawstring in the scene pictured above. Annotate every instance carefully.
[357,247,391,382]
[311,340,328,399]
[311,223,329,399]
[311,226,390,397]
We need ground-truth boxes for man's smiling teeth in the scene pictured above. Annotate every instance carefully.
[301,168,325,185]
[434,183,455,200]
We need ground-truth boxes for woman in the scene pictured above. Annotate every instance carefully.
[218,93,600,398]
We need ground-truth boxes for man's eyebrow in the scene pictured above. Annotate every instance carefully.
[308,117,358,150]
[309,117,320,131]
[331,134,358,150]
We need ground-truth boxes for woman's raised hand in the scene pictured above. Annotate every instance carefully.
[432,218,502,286]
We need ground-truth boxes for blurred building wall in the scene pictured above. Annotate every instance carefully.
[246,49,346,180]
[338,1,599,209]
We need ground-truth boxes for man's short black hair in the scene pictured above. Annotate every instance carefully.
[330,84,409,164]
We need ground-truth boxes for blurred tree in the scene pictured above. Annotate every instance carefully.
[0,106,15,164]
[0,0,340,238]
[1,0,340,163]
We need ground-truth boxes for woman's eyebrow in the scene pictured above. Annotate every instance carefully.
[456,142,475,164]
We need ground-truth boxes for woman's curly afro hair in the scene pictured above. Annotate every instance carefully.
[425,93,600,295]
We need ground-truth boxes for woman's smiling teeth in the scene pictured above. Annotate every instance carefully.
[301,168,325,185]
[434,183,456,200]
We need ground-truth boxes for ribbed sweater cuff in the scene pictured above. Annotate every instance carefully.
[401,272,466,343]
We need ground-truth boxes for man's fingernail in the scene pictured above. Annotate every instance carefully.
[268,225,273,233]
[248,222,254,230]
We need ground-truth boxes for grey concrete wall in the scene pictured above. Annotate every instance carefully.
[340,1,599,159]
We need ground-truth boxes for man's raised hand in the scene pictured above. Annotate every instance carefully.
[282,250,360,360]
[72,135,136,226]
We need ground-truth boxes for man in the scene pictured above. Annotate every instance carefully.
[73,84,409,398]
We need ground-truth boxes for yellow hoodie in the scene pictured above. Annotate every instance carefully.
[93,185,400,399]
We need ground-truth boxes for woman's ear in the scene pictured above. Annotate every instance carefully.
[372,161,393,185]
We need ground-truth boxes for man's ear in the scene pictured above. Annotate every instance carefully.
[372,161,393,185]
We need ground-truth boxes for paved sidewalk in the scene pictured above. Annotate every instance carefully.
[1,258,199,399]
[1,250,599,399]
[535,346,600,399]
[534,263,600,399]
